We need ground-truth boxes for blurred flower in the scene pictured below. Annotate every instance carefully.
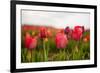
[55,33,68,49]
[39,27,47,39]
[83,34,90,42]
[65,26,70,34]
[32,31,35,36]
[58,29,64,34]
[44,38,48,42]
[25,33,37,50]
[72,26,83,41]
[64,26,72,39]
[47,30,52,37]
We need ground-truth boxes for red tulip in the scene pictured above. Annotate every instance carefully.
[55,33,68,49]
[39,27,47,38]
[74,26,84,33]
[25,33,37,50]
[72,26,83,41]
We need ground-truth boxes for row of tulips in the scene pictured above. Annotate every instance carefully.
[21,25,90,62]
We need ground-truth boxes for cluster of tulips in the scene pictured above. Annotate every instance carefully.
[21,25,90,62]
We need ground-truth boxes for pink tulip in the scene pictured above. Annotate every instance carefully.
[25,33,37,50]
[55,33,68,49]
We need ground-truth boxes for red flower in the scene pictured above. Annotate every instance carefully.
[25,33,37,50]
[55,33,68,49]
[39,27,47,38]
[72,26,83,41]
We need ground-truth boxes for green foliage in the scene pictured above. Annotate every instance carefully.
[21,31,90,63]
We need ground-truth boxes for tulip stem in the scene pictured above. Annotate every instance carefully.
[43,39,48,61]
[64,48,66,60]
[31,50,32,62]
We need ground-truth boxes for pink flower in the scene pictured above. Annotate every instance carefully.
[72,26,83,41]
[55,33,68,49]
[25,33,37,50]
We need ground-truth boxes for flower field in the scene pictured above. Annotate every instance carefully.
[21,25,90,63]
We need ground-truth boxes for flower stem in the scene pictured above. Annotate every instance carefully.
[43,39,48,61]
[31,50,32,62]
[64,48,66,60]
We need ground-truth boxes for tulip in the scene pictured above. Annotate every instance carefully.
[72,26,83,41]
[24,33,31,49]
[64,26,72,39]
[25,33,37,50]
[39,27,50,61]
[39,27,47,39]
[65,26,70,34]
[83,34,90,42]
[24,32,37,62]
[55,32,68,60]
[55,33,68,49]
